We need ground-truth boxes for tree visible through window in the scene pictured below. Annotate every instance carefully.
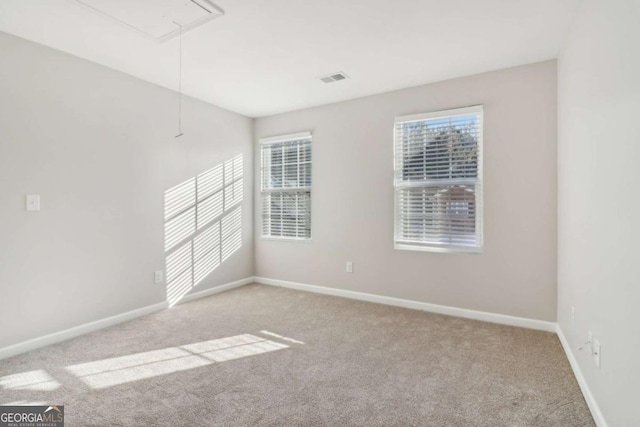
[394,106,483,252]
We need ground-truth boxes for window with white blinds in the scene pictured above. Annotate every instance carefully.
[260,132,312,239]
[394,106,483,253]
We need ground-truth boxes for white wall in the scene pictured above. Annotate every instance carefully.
[0,32,254,348]
[254,61,558,322]
[557,0,640,425]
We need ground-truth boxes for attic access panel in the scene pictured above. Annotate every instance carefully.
[76,0,224,42]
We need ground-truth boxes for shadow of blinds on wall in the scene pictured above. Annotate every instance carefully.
[164,155,243,306]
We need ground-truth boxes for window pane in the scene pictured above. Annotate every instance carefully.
[398,114,479,181]
[396,185,478,247]
[262,191,311,238]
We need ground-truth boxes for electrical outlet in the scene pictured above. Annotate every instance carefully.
[346,261,353,273]
[154,270,164,284]
[593,338,601,368]
[571,306,576,328]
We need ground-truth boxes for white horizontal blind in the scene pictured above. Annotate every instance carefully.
[394,106,483,252]
[261,132,312,239]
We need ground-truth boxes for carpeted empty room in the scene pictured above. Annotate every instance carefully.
[0,285,594,426]
[1,0,639,426]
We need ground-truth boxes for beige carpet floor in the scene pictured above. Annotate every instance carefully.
[0,284,594,426]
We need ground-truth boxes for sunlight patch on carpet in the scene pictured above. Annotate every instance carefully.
[66,333,293,389]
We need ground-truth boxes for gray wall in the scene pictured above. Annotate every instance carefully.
[557,0,640,425]
[0,32,254,348]
[254,60,558,322]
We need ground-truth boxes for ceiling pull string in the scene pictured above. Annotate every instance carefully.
[174,22,184,138]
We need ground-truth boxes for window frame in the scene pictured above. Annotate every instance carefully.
[393,105,484,254]
[259,131,313,241]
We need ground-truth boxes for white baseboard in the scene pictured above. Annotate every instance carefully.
[0,301,168,361]
[177,277,254,305]
[0,275,603,427]
[556,325,608,427]
[0,276,254,361]
[253,276,556,332]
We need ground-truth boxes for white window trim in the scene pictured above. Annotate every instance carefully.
[259,131,312,241]
[260,236,313,243]
[260,131,311,145]
[393,105,484,254]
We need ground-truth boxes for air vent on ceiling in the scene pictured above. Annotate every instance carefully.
[75,0,224,43]
[319,72,350,84]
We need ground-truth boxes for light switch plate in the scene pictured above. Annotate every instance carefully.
[26,195,40,211]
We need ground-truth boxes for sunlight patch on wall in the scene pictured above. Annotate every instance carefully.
[164,155,243,306]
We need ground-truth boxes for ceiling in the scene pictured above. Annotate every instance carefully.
[0,0,580,118]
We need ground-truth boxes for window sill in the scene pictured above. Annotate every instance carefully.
[261,236,312,243]
[394,243,483,254]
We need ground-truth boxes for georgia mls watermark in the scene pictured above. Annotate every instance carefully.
[0,406,64,427]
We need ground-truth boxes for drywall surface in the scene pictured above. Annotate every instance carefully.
[557,0,640,425]
[254,60,557,321]
[0,32,253,348]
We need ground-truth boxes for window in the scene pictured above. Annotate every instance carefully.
[394,106,483,253]
[260,132,312,239]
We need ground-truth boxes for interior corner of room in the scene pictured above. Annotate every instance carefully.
[0,0,638,425]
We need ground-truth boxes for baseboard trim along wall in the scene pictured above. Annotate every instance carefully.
[253,277,556,332]
[253,277,608,422]
[556,325,608,427]
[0,301,167,361]
[177,277,254,305]
[0,277,254,361]
[0,276,603,427]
